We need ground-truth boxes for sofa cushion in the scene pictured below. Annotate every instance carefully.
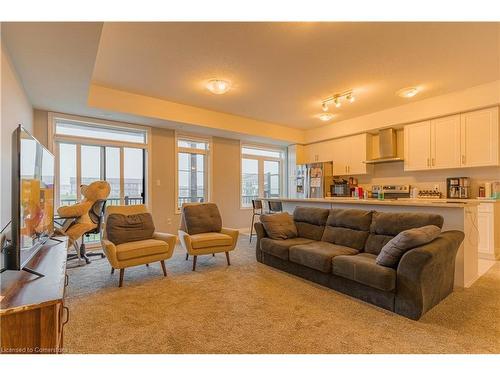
[106,213,155,245]
[260,212,297,240]
[289,241,359,273]
[180,203,222,235]
[332,253,396,291]
[321,209,372,250]
[190,232,234,250]
[293,207,330,240]
[116,239,169,261]
[260,237,315,260]
[365,211,444,255]
[376,225,442,268]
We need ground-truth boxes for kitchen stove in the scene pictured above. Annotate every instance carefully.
[371,184,410,199]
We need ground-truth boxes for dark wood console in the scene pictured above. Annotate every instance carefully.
[1,237,68,354]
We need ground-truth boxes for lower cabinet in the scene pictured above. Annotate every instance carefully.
[478,203,500,260]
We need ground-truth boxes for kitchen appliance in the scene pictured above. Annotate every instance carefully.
[446,177,470,199]
[371,185,410,199]
[363,128,404,164]
[331,179,350,197]
[295,162,333,199]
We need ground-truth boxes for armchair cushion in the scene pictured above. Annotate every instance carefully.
[180,203,222,235]
[190,232,233,249]
[106,212,155,245]
[115,239,169,261]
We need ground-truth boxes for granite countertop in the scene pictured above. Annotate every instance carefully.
[261,197,495,208]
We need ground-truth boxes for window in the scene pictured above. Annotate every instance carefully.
[241,145,284,208]
[176,135,210,210]
[50,113,150,208]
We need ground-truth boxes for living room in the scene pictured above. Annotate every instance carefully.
[1,1,499,371]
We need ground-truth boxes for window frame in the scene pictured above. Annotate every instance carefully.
[48,112,152,210]
[174,132,212,213]
[240,143,286,209]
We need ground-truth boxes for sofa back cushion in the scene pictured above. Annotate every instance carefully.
[293,206,330,240]
[180,203,222,235]
[321,209,372,250]
[365,211,444,255]
[260,212,298,240]
[106,212,155,245]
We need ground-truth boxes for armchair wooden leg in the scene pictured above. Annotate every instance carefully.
[212,253,215,257]
[119,269,125,287]
[160,260,167,277]
[111,267,114,274]
[192,255,197,271]
[185,253,189,261]
[146,263,149,267]
[225,251,231,266]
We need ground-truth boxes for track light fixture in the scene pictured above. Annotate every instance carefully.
[320,90,355,120]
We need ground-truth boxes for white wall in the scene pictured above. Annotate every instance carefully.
[1,41,33,228]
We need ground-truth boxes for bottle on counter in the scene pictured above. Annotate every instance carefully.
[378,191,385,200]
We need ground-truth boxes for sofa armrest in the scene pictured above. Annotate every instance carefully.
[221,227,239,250]
[254,222,268,261]
[178,229,193,254]
[395,230,464,320]
[101,239,119,268]
[153,232,177,258]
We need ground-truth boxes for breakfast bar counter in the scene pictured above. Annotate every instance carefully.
[262,197,481,288]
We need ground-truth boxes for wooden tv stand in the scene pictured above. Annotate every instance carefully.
[1,237,68,354]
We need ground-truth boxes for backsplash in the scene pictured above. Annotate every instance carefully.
[356,161,500,198]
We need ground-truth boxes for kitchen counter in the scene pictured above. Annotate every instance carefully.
[261,196,481,288]
[264,197,485,208]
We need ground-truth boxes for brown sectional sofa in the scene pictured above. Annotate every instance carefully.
[254,206,465,320]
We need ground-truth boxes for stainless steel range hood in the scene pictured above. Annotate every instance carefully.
[363,128,403,164]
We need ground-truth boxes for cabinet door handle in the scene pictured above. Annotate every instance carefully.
[62,306,70,326]
[461,155,466,165]
[427,158,430,167]
[432,158,435,166]
[65,274,69,287]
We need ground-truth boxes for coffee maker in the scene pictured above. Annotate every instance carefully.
[446,177,470,199]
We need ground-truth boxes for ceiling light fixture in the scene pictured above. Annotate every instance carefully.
[397,87,419,98]
[319,113,334,122]
[206,79,231,95]
[320,90,355,118]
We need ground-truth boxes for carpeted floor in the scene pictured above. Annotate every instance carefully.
[64,236,500,354]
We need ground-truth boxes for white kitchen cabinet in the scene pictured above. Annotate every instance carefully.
[404,107,499,171]
[477,202,500,260]
[331,134,371,176]
[404,121,432,171]
[460,107,499,167]
[431,115,461,169]
[303,141,331,163]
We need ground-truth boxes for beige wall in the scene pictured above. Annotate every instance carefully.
[1,42,33,227]
[149,129,251,233]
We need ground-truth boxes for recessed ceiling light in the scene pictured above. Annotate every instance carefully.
[397,87,419,98]
[206,79,231,95]
[319,113,334,122]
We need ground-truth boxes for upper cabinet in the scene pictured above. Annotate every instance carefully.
[404,120,432,171]
[404,107,499,171]
[302,133,371,175]
[461,107,499,167]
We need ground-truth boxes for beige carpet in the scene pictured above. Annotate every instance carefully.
[64,236,500,354]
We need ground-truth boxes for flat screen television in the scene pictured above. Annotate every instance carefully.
[1,126,55,274]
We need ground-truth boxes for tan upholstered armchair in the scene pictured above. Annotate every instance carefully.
[178,203,239,271]
[102,204,177,287]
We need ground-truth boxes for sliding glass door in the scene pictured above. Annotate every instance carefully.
[57,143,145,207]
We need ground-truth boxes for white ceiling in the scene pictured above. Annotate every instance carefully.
[93,22,500,129]
[3,22,500,134]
